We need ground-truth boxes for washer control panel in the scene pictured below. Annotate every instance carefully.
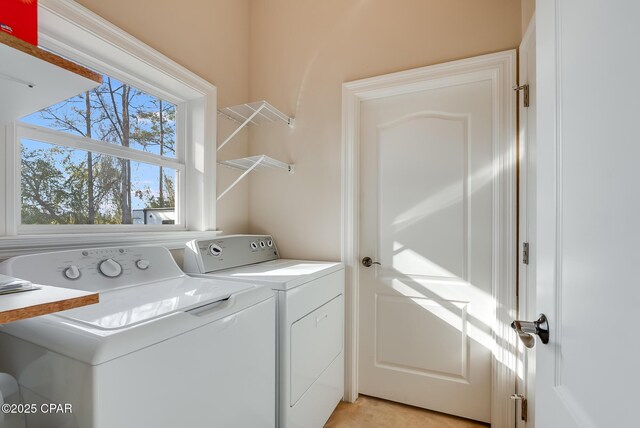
[0,246,184,292]
[184,235,279,274]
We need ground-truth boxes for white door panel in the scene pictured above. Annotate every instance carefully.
[536,1,640,426]
[358,55,515,424]
[379,113,467,278]
[375,295,467,378]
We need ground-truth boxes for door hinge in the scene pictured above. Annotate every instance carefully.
[513,84,530,107]
[511,394,528,422]
[522,242,529,265]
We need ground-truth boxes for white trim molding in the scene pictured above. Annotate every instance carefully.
[0,0,218,257]
[38,0,214,103]
[516,15,536,428]
[341,50,517,427]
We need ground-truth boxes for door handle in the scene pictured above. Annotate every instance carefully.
[511,314,549,348]
[361,257,381,268]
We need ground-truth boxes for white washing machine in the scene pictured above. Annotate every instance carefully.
[184,235,345,428]
[0,246,275,428]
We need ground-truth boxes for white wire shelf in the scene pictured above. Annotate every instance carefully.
[217,155,295,200]
[217,101,295,152]
[218,155,295,173]
[218,100,295,127]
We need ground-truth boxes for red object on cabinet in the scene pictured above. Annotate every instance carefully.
[0,0,38,46]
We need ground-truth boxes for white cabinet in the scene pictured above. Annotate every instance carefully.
[0,32,101,125]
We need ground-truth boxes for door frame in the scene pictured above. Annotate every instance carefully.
[341,50,518,426]
[517,16,536,428]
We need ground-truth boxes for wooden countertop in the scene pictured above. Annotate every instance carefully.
[0,286,99,324]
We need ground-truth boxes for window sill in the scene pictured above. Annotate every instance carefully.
[0,230,222,259]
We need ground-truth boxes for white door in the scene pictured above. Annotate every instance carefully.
[356,52,516,424]
[517,17,536,428]
[535,1,640,426]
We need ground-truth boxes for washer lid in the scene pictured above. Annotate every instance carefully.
[209,259,344,290]
[59,276,253,330]
[0,274,273,366]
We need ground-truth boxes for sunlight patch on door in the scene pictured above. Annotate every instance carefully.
[391,245,458,278]
[385,279,494,350]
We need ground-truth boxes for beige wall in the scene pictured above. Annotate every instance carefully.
[74,0,252,235]
[521,0,535,36]
[247,0,522,260]
[72,0,526,261]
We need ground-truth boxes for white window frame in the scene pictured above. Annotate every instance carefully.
[0,0,219,257]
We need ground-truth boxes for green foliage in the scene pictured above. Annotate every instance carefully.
[21,146,125,225]
[21,146,67,224]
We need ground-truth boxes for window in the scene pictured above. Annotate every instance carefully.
[0,1,217,254]
[20,76,181,227]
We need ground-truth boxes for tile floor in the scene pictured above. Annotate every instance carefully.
[324,395,489,428]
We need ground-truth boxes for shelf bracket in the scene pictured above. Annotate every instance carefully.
[217,102,266,152]
[217,155,266,200]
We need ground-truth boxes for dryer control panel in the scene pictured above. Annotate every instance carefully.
[184,235,279,274]
[0,246,184,292]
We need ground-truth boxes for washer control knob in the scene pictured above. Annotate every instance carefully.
[99,259,122,278]
[267,239,273,247]
[135,259,150,270]
[259,241,266,249]
[209,244,222,257]
[64,265,81,280]
[250,242,258,250]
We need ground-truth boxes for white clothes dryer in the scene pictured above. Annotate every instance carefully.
[184,235,345,428]
[0,246,275,428]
